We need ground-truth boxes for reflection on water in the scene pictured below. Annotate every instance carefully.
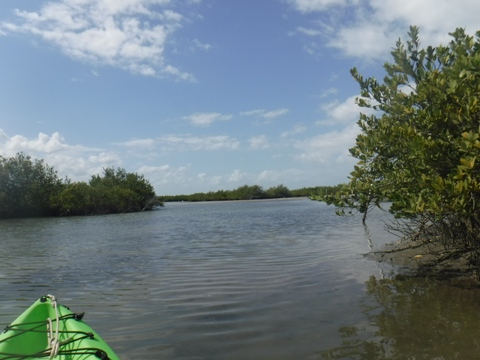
[323,276,480,359]
[1,199,476,359]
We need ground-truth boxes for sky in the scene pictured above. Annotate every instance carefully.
[1,0,480,195]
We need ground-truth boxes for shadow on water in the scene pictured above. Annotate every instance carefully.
[321,275,480,359]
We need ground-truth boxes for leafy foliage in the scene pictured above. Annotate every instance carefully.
[0,153,62,218]
[0,154,162,218]
[54,167,162,216]
[315,26,480,263]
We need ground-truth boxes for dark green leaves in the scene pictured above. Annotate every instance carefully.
[0,154,161,218]
[0,153,62,218]
[317,26,480,263]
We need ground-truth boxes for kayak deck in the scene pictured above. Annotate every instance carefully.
[0,295,119,359]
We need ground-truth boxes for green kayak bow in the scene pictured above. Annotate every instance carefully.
[0,295,120,359]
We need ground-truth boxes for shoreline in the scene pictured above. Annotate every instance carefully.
[366,238,479,287]
[165,197,309,204]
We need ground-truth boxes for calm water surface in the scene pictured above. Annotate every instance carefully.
[1,199,479,359]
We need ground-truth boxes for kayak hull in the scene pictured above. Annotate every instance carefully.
[0,296,120,359]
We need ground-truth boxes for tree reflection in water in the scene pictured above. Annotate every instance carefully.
[322,276,480,359]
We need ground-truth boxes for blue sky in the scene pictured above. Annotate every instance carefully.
[1,0,480,195]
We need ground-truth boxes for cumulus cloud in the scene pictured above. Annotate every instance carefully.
[2,132,68,154]
[289,0,480,61]
[1,129,310,195]
[183,112,233,126]
[294,124,359,164]
[257,169,281,183]
[0,130,236,194]
[0,129,122,181]
[137,164,189,187]
[0,0,196,80]
[227,169,248,183]
[317,95,378,126]
[319,95,361,125]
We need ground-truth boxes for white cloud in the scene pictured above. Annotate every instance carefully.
[0,0,196,80]
[256,168,306,186]
[163,64,195,81]
[240,108,289,122]
[0,130,122,182]
[3,132,68,154]
[319,87,338,98]
[159,134,240,151]
[257,170,280,183]
[240,109,266,117]
[193,38,212,51]
[183,112,232,126]
[281,124,307,138]
[291,0,480,61]
[0,130,8,142]
[183,169,253,192]
[0,131,108,158]
[116,134,242,153]
[262,108,289,119]
[115,138,156,149]
[331,23,393,60]
[227,169,247,183]
[294,124,359,164]
[85,151,122,177]
[369,0,480,34]
[0,130,245,195]
[138,164,189,186]
[295,27,322,37]
[317,95,378,126]
[249,135,270,150]
[319,95,360,125]
[287,0,350,13]
[1,130,314,195]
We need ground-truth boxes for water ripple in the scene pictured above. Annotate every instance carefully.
[0,199,396,359]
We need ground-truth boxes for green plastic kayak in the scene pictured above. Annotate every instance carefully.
[0,295,120,359]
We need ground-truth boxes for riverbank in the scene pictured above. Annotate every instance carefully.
[367,238,480,287]
[165,197,309,205]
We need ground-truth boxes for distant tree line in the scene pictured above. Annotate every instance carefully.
[0,153,163,219]
[157,184,344,202]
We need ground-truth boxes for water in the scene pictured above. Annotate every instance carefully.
[0,199,479,359]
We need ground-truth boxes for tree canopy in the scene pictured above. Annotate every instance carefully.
[53,167,162,216]
[0,153,62,218]
[316,26,480,264]
[0,153,162,218]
